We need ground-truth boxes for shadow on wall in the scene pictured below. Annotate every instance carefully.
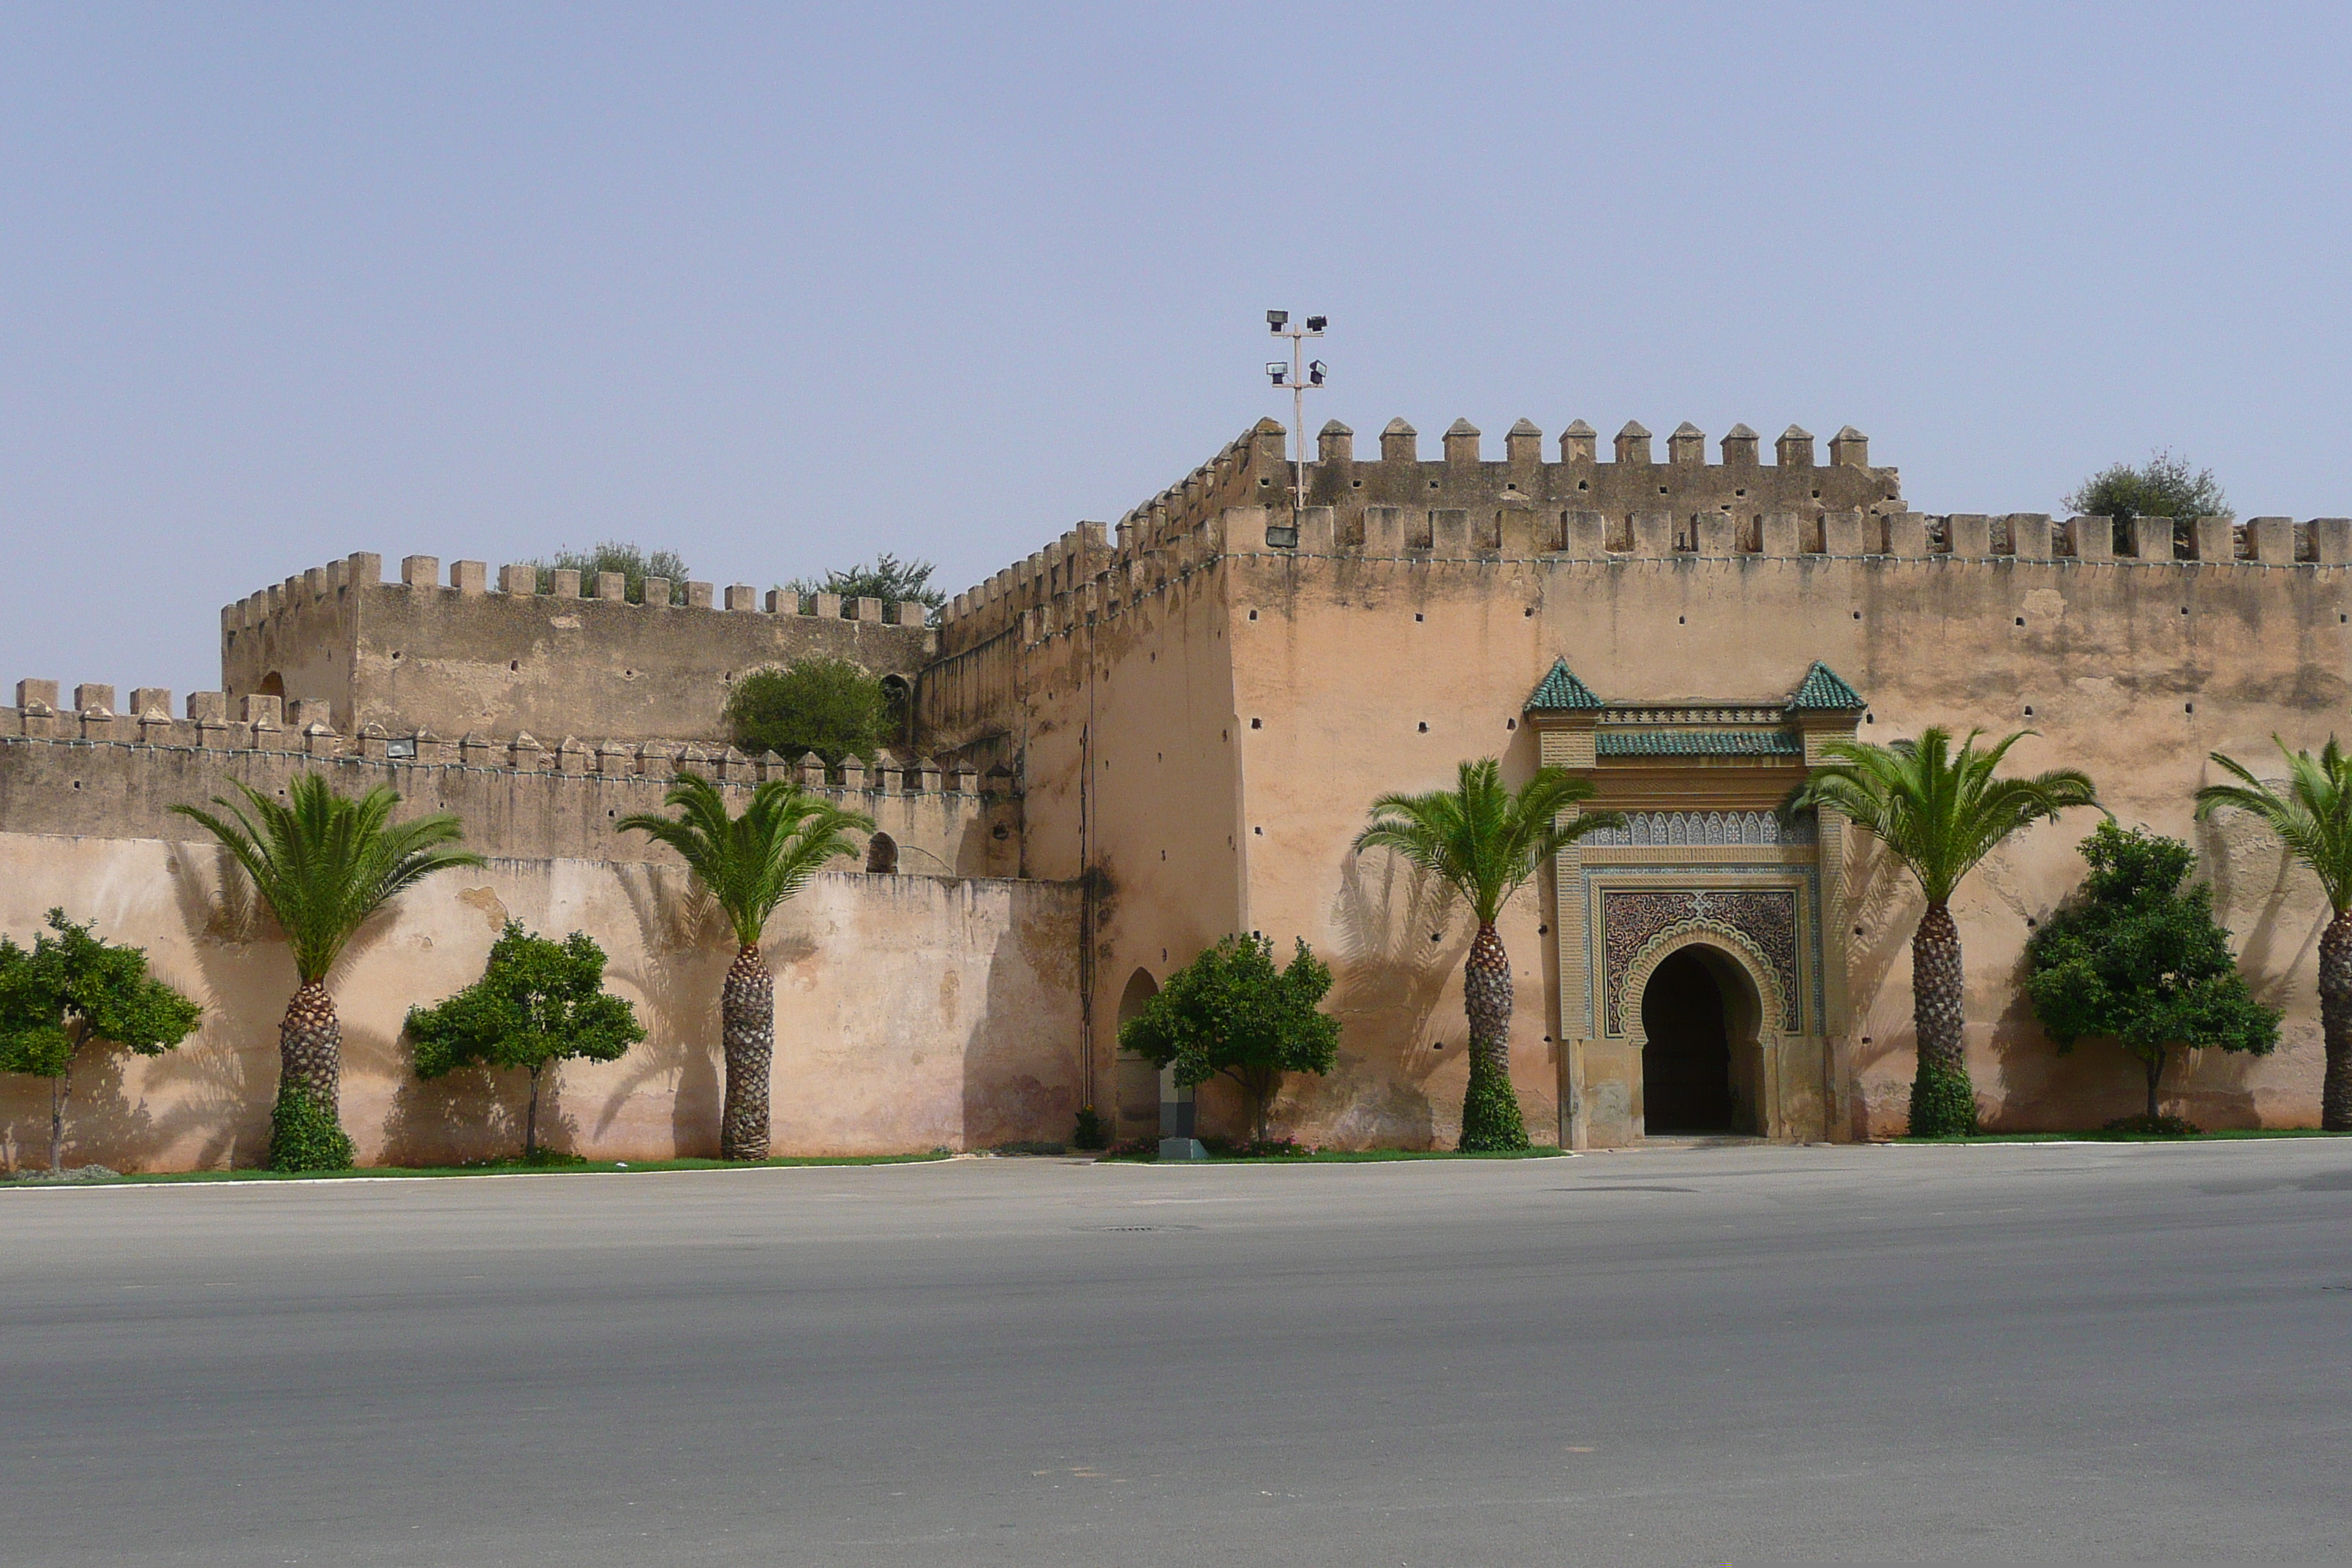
[1842,834,1922,1137]
[0,1044,156,1171]
[603,862,731,1159]
[1318,848,1459,1149]
[960,881,1082,1148]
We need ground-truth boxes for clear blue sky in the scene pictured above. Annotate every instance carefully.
[5,2,2348,701]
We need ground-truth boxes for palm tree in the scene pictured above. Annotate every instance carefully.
[1355,758,1621,1150]
[618,772,870,1161]
[1792,728,2097,1137]
[173,772,482,1169]
[2195,736,2352,1130]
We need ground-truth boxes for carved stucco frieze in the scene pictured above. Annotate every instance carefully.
[1602,887,1799,1036]
[1580,809,1815,848]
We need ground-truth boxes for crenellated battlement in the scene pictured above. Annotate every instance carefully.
[936,416,1905,653]
[0,696,1019,876]
[222,550,932,641]
[218,550,935,747]
[933,419,2352,668]
[2,677,996,792]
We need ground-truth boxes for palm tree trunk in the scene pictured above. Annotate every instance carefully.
[720,943,774,1161]
[280,981,342,1115]
[2320,911,2352,1131]
[1909,902,1978,1136]
[1460,921,1529,1150]
[268,979,353,1172]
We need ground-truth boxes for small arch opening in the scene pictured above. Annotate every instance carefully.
[879,674,912,745]
[257,671,286,698]
[1115,968,1163,1137]
[864,832,899,874]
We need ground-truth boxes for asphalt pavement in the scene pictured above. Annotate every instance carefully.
[3,1139,2348,1566]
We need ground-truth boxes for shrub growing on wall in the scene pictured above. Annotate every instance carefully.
[532,541,691,605]
[781,554,946,623]
[407,921,646,1161]
[1117,933,1341,1145]
[2064,451,2231,555]
[0,910,202,1172]
[724,657,886,766]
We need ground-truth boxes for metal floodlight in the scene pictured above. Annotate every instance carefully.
[1265,361,1289,385]
[1267,309,1289,331]
[1305,315,1327,332]
[1307,360,1327,386]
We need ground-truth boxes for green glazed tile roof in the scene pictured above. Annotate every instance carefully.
[1526,659,1603,710]
[1789,661,1865,710]
[1596,730,1804,758]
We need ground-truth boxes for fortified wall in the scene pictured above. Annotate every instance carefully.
[0,685,1060,1169]
[222,551,934,745]
[929,416,2352,1150]
[7,409,2349,1170]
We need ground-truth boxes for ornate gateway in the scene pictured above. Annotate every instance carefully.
[1524,660,1867,1147]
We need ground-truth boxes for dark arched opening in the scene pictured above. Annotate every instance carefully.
[1114,968,1160,1137]
[1640,948,1735,1133]
[257,671,286,698]
[880,674,912,747]
[864,832,898,874]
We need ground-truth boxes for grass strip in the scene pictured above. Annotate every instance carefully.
[10,1151,952,1186]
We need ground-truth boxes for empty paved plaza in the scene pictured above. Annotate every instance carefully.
[3,1141,2347,1565]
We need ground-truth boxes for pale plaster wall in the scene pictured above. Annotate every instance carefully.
[1216,548,2345,1139]
[946,511,2347,1147]
[0,835,1082,1172]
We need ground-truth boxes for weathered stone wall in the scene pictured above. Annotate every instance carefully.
[0,725,1019,878]
[221,552,935,743]
[940,416,2352,1146]
[0,834,1082,1171]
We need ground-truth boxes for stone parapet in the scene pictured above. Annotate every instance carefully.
[0,723,1019,876]
[219,551,936,746]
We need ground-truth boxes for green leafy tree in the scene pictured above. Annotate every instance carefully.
[618,773,870,1160]
[533,541,691,605]
[0,911,202,1171]
[783,554,946,622]
[173,774,483,1171]
[1117,934,1341,1145]
[1792,728,2098,1137]
[2197,737,2352,1129]
[2065,450,2231,554]
[723,657,887,766]
[407,921,646,1160]
[2024,823,2279,1124]
[1355,759,1621,1150]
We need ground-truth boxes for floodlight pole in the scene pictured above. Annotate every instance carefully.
[1265,312,1327,511]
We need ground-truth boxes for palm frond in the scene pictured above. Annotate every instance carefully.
[172,772,483,981]
[2197,735,2352,911]
[1792,726,2098,906]
[618,772,872,946]
[1355,758,1616,924]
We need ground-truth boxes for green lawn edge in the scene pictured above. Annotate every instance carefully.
[1091,1146,1573,1164]
[1891,1128,2352,1145]
[10,1151,954,1186]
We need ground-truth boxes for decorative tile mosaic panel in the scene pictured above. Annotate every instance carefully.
[1602,886,1799,1035]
